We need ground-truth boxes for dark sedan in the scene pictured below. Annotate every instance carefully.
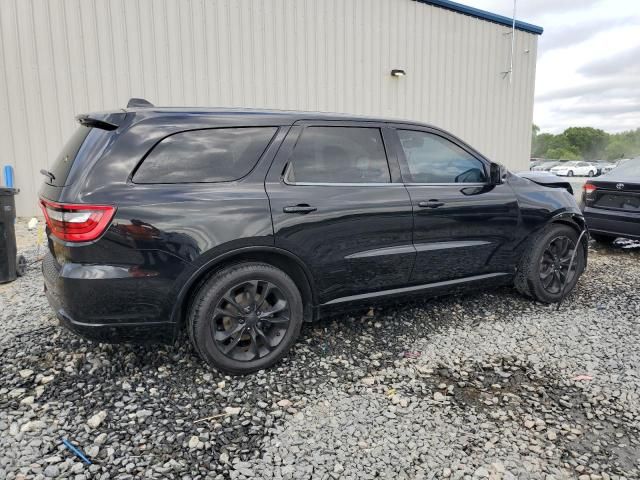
[582,158,640,242]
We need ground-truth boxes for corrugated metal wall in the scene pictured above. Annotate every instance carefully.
[0,0,538,216]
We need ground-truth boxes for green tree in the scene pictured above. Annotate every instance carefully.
[532,133,555,157]
[563,127,608,160]
[545,147,580,160]
[531,126,640,160]
[605,140,630,160]
[606,128,640,159]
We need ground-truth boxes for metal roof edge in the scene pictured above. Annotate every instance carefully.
[414,0,544,35]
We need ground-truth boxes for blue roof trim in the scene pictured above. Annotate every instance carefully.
[414,0,544,35]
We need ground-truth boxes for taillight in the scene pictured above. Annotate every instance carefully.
[39,199,116,242]
[583,183,597,194]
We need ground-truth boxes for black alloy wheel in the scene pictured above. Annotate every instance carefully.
[188,262,303,374]
[514,223,585,303]
[538,235,578,294]
[212,280,291,361]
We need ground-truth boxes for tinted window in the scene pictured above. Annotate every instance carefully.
[397,130,487,183]
[287,127,390,183]
[134,127,277,183]
[48,126,92,186]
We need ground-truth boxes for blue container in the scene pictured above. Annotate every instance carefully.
[3,165,14,188]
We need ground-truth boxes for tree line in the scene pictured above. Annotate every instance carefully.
[531,125,640,161]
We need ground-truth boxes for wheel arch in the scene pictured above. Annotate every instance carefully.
[171,246,317,337]
[514,212,588,266]
[547,212,589,264]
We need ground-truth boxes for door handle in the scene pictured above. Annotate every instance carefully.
[418,200,444,208]
[283,204,317,214]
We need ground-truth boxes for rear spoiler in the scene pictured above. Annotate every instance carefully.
[75,98,153,131]
[76,114,119,131]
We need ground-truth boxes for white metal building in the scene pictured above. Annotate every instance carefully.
[0,0,542,216]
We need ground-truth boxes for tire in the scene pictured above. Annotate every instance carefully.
[567,170,574,177]
[588,170,594,177]
[188,262,304,374]
[590,233,615,244]
[515,224,585,303]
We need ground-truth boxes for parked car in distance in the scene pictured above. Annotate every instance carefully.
[582,158,640,243]
[531,161,560,172]
[550,161,598,177]
[600,162,618,175]
[40,101,588,373]
[529,160,545,170]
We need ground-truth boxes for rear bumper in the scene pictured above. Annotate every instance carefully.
[43,252,177,344]
[583,206,640,240]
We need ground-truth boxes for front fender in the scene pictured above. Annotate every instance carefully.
[509,174,588,262]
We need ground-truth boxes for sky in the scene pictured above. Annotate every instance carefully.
[465,0,640,134]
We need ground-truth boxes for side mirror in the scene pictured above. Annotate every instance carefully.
[489,162,505,185]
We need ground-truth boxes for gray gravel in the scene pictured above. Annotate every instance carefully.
[1,221,639,479]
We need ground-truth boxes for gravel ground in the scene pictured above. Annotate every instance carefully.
[1,219,639,480]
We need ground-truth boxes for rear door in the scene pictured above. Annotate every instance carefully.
[389,126,520,284]
[265,121,415,304]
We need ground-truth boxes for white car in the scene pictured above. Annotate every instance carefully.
[549,161,598,177]
[531,161,560,172]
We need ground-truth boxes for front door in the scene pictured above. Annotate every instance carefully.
[265,122,415,304]
[390,127,520,284]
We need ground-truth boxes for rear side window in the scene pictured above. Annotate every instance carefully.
[47,126,92,186]
[398,130,487,183]
[134,127,277,184]
[286,127,390,183]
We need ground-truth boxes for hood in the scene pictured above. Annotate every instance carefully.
[515,171,574,195]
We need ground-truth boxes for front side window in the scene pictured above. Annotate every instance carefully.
[397,130,487,184]
[286,127,390,184]
[134,127,277,183]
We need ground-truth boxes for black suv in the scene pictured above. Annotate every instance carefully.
[40,101,587,373]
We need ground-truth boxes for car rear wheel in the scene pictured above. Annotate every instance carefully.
[590,233,615,244]
[567,170,574,177]
[188,262,304,374]
[515,224,585,303]
[588,170,594,177]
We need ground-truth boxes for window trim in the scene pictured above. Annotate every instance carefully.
[391,126,490,185]
[282,124,397,186]
[402,182,488,187]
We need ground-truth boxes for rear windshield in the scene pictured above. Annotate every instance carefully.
[610,159,640,177]
[47,126,92,186]
[133,127,278,184]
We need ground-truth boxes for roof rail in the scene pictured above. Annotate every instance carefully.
[126,98,154,108]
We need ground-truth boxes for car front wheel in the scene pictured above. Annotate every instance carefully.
[515,224,585,303]
[567,170,574,177]
[188,262,304,374]
[588,170,594,177]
